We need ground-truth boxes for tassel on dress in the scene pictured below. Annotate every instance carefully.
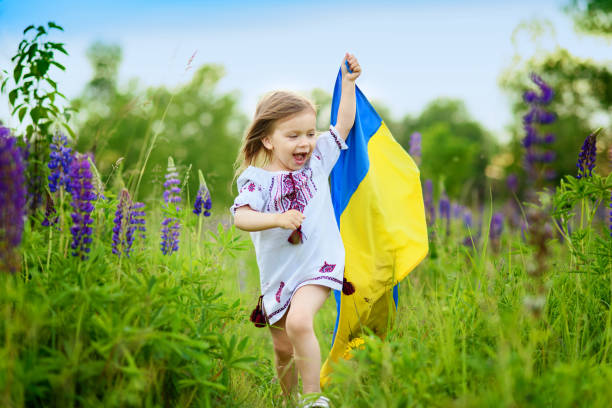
[250,295,267,328]
[288,227,303,245]
[342,278,355,295]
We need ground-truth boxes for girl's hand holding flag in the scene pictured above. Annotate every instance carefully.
[341,52,361,82]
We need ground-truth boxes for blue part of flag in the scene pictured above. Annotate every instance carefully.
[330,70,382,226]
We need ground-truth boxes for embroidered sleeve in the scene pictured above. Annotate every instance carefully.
[312,124,348,175]
[230,179,265,214]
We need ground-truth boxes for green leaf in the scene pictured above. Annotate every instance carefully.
[50,61,65,71]
[16,39,28,53]
[36,60,50,76]
[13,65,23,83]
[30,106,42,123]
[49,42,68,55]
[27,42,39,60]
[8,89,18,106]
[47,21,64,31]
[46,77,57,90]
[18,106,27,123]
[62,123,76,139]
[23,25,35,34]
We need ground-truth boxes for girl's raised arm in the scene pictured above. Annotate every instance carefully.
[335,53,361,140]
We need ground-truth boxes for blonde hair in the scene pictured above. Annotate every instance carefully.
[234,90,317,180]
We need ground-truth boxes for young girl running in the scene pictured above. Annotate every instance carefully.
[231,53,361,407]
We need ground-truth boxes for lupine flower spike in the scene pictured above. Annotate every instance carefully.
[112,189,131,256]
[489,213,504,240]
[161,157,181,255]
[438,191,450,235]
[409,132,421,165]
[0,127,27,273]
[126,202,146,257]
[193,170,212,217]
[42,192,59,227]
[576,128,601,179]
[522,73,556,182]
[423,179,435,224]
[489,212,504,253]
[506,173,518,194]
[67,154,96,260]
[609,190,611,238]
[48,132,73,193]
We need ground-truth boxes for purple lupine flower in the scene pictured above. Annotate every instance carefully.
[112,189,131,256]
[48,133,73,193]
[451,203,463,219]
[125,202,145,257]
[545,168,557,180]
[439,192,451,236]
[522,73,556,180]
[409,132,421,163]
[193,187,212,217]
[163,161,181,210]
[0,127,27,273]
[439,193,450,221]
[161,217,180,255]
[194,170,212,217]
[523,73,554,104]
[576,130,598,179]
[462,209,475,248]
[42,192,59,227]
[161,157,181,255]
[609,190,611,238]
[540,151,556,163]
[524,107,556,125]
[489,212,504,240]
[543,133,556,144]
[67,155,95,260]
[423,179,435,224]
[522,124,538,148]
[507,173,518,193]
[463,209,473,228]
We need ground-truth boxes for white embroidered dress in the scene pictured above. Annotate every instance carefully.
[231,125,348,325]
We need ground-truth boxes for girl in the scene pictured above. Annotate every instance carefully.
[231,53,361,407]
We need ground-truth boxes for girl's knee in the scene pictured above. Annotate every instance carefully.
[272,337,294,361]
[285,312,313,338]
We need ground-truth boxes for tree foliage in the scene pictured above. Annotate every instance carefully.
[565,0,612,36]
[393,99,498,202]
[72,43,248,207]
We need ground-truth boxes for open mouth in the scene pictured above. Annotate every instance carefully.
[293,153,307,164]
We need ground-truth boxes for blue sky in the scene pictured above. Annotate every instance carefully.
[1,0,610,140]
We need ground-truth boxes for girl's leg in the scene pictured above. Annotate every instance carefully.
[284,284,330,394]
[268,312,298,397]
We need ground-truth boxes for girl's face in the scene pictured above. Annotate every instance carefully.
[262,110,317,172]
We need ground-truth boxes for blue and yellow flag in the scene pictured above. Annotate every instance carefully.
[321,69,429,386]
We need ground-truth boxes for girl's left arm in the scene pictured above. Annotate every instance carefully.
[335,53,361,140]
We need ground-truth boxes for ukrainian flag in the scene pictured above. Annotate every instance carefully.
[321,69,429,386]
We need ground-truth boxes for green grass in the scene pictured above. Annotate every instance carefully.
[2,179,611,407]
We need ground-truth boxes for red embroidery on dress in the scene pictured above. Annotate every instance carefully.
[267,276,344,320]
[319,262,336,273]
[266,167,316,213]
[275,281,285,303]
[240,180,262,193]
[329,126,343,150]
